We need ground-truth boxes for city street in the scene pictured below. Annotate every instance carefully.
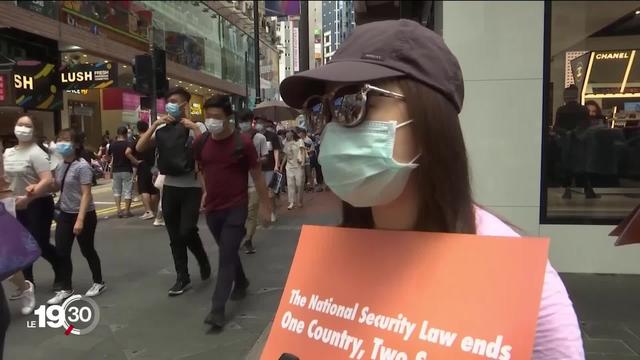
[2,184,640,360]
[3,186,341,360]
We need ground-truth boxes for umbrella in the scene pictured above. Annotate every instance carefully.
[253,100,300,123]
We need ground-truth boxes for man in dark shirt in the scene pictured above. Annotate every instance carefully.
[108,126,140,217]
[553,85,596,199]
[554,85,589,133]
[194,96,272,330]
[256,118,282,222]
[134,121,159,221]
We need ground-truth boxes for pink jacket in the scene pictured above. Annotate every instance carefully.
[475,208,585,360]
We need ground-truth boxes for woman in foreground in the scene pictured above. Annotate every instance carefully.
[279,19,584,359]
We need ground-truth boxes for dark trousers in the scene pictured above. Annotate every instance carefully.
[0,286,8,360]
[311,155,324,186]
[563,172,595,194]
[16,195,57,285]
[206,204,249,313]
[55,211,101,290]
[162,186,209,282]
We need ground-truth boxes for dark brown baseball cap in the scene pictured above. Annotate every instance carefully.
[280,19,464,113]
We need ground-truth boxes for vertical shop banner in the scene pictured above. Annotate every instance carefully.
[261,226,549,360]
[16,0,59,19]
[293,26,300,72]
[0,72,9,106]
[60,63,117,91]
[12,61,62,110]
[569,52,590,94]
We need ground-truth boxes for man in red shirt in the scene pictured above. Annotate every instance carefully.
[194,95,272,329]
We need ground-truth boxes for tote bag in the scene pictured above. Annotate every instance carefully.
[0,200,41,281]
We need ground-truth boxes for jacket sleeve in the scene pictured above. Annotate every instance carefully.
[532,262,585,360]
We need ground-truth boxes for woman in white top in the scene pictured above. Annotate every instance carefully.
[2,115,59,315]
[279,130,306,210]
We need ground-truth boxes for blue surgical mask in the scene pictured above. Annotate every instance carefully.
[318,121,419,207]
[56,142,75,157]
[239,122,252,132]
[165,102,182,119]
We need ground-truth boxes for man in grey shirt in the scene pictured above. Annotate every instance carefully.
[136,87,211,296]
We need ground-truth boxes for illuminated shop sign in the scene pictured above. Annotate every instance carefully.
[12,62,62,110]
[59,63,117,90]
[595,52,632,60]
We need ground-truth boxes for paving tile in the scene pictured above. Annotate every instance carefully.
[583,338,636,354]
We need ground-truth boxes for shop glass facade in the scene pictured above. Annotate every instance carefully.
[137,1,279,98]
[542,1,640,224]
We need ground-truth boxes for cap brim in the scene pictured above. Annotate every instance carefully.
[280,61,404,109]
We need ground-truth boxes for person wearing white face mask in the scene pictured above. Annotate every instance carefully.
[3,115,59,314]
[193,95,272,329]
[279,129,306,210]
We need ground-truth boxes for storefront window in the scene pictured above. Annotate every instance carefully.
[543,2,640,223]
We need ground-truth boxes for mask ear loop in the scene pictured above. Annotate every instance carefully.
[409,153,422,165]
[396,119,414,129]
[394,120,421,166]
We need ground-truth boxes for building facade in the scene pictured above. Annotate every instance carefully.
[322,0,355,64]
[441,1,640,274]
[276,18,297,81]
[0,0,279,150]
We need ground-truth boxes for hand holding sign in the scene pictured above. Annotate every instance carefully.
[261,226,549,360]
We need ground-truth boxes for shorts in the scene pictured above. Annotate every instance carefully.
[138,164,159,195]
[112,172,133,199]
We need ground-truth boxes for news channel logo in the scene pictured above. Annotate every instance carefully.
[27,295,100,336]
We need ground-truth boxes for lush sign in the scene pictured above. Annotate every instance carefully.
[12,62,62,110]
[59,63,117,90]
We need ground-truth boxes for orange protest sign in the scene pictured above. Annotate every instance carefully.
[261,225,549,360]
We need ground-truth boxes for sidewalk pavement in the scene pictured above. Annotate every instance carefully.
[3,190,341,360]
[3,187,639,360]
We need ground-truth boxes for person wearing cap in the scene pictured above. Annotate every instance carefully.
[279,19,584,360]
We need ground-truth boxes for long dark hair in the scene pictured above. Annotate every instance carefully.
[584,100,603,117]
[341,79,476,234]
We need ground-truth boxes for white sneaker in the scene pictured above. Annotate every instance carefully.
[288,203,294,210]
[271,212,277,223]
[85,283,106,297]
[47,290,74,305]
[139,211,155,220]
[9,287,26,301]
[153,218,165,226]
[20,281,36,315]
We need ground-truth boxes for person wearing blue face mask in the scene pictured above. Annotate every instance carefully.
[279,19,584,360]
[47,128,105,305]
[136,87,211,297]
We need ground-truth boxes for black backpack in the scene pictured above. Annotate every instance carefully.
[193,129,246,166]
[155,122,196,176]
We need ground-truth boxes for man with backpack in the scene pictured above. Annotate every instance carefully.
[193,95,272,329]
[135,87,211,297]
